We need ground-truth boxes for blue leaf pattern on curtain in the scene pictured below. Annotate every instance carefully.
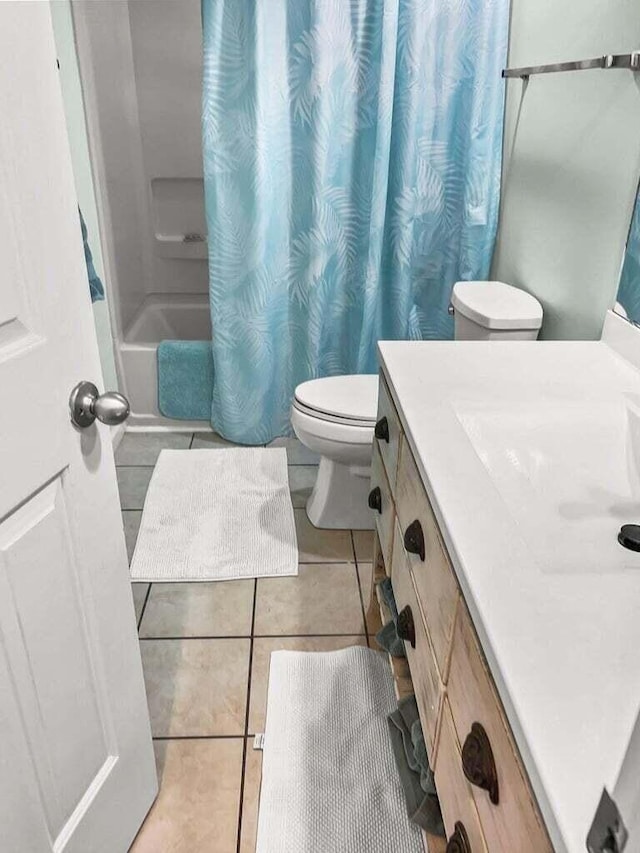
[202,0,509,443]
[618,197,640,323]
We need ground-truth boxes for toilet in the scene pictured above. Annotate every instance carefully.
[451,280,543,341]
[291,374,379,530]
[291,281,543,529]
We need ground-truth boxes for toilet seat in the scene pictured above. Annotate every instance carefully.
[292,398,375,429]
[293,374,378,428]
[291,404,374,448]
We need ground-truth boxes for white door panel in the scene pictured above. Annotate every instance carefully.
[0,638,52,853]
[0,479,110,836]
[0,4,157,851]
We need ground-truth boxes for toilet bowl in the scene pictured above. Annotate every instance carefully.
[292,282,543,530]
[291,375,378,530]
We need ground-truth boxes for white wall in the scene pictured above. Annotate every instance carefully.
[492,0,640,340]
[49,0,119,390]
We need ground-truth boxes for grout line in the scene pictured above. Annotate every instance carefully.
[137,584,153,632]
[351,531,370,646]
[349,529,357,565]
[235,581,258,852]
[131,560,355,569]
[253,632,366,639]
[115,463,157,469]
[139,635,253,641]
[236,578,258,853]
[152,734,245,741]
[138,633,367,641]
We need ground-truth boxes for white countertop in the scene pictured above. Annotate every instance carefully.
[378,340,640,853]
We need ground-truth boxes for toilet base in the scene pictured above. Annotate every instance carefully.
[306,457,375,530]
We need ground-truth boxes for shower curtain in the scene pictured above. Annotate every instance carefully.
[202,0,509,443]
[618,198,640,323]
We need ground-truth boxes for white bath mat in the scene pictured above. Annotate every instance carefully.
[130,448,298,582]
[256,646,424,853]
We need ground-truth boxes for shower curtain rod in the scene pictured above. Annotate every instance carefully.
[502,51,640,79]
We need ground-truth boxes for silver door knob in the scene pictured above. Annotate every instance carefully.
[69,381,130,428]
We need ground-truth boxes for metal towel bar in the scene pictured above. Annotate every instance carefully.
[502,51,640,80]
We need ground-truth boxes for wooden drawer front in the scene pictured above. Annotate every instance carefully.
[370,444,395,570]
[448,608,552,853]
[422,832,446,853]
[391,521,442,758]
[435,700,488,853]
[396,439,459,680]
[375,375,402,490]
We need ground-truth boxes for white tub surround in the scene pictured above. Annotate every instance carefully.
[120,294,211,428]
[377,337,640,853]
[72,1,209,427]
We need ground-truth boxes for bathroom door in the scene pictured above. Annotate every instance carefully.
[0,5,156,852]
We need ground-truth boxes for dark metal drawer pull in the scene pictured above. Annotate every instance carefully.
[446,821,471,853]
[462,722,499,805]
[396,605,416,648]
[403,519,425,561]
[368,486,382,514]
[374,416,389,443]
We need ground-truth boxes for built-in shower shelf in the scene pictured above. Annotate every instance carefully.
[155,233,208,260]
[156,233,207,241]
[151,177,208,259]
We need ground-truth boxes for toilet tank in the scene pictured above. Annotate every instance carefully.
[454,313,541,341]
[452,281,543,341]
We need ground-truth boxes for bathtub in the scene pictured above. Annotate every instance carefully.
[119,294,212,428]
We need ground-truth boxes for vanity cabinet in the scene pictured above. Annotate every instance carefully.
[374,375,402,488]
[447,605,551,853]
[390,519,443,758]
[370,443,395,571]
[370,373,553,853]
[395,441,459,681]
[435,701,488,853]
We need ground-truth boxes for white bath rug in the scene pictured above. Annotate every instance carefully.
[256,646,424,853]
[130,448,298,582]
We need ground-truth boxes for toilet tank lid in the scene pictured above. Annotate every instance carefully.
[294,375,379,423]
[452,281,543,330]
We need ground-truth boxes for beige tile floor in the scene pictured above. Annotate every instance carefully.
[119,432,375,852]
